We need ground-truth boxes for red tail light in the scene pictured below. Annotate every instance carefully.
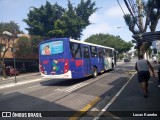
[39,64,44,74]
[64,59,69,73]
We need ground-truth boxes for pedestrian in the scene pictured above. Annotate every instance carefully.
[135,54,155,98]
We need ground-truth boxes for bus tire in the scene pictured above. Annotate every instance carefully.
[93,67,98,78]
[112,63,114,70]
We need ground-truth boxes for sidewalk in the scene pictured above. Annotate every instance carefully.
[0,72,41,89]
[98,63,160,119]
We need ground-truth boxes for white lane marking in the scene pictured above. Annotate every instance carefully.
[54,83,89,93]
[65,83,89,92]
[28,85,41,89]
[93,73,135,120]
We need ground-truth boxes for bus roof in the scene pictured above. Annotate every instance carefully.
[39,38,115,50]
[70,39,115,50]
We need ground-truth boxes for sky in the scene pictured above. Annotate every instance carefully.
[0,0,133,42]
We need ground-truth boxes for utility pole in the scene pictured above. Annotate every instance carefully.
[13,34,17,83]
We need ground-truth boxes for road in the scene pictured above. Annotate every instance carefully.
[0,61,136,120]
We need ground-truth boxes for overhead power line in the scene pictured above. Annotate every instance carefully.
[123,0,141,30]
[116,0,126,15]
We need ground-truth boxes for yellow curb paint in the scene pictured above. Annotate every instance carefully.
[69,96,101,120]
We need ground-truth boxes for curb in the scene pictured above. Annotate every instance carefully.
[0,78,43,89]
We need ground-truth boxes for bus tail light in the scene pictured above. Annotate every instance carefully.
[39,64,44,74]
[64,59,69,73]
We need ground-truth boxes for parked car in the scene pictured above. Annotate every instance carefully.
[5,66,20,76]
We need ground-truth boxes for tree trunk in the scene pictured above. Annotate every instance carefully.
[1,60,6,79]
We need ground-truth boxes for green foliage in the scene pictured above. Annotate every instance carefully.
[85,33,133,54]
[123,14,135,28]
[76,0,98,26]
[30,36,44,54]
[118,54,124,60]
[145,0,160,30]
[15,37,32,57]
[0,21,21,78]
[24,1,64,37]
[24,0,97,39]
[15,36,44,57]
[0,21,21,35]
[147,47,152,57]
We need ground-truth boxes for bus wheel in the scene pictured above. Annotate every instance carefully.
[112,63,114,70]
[93,67,97,78]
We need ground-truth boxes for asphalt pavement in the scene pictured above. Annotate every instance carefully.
[0,61,160,120]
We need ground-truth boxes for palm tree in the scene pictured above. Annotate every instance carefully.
[123,0,160,57]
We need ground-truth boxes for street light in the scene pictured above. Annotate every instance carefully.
[3,31,17,83]
[117,26,128,29]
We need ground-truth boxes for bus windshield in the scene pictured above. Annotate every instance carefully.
[40,41,63,55]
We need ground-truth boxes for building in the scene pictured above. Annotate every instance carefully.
[0,34,39,73]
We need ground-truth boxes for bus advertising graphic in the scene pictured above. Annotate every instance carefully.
[40,41,63,55]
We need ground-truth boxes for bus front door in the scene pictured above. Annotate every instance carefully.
[82,46,91,76]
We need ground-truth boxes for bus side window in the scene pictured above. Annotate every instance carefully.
[106,49,110,57]
[103,48,107,57]
[70,42,82,58]
[83,46,89,58]
[98,48,103,58]
[109,50,113,57]
[90,46,98,58]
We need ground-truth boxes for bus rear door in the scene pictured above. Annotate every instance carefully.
[98,48,104,71]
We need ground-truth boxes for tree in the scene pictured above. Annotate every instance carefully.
[15,36,44,58]
[24,1,64,37]
[123,0,160,56]
[30,36,44,55]
[24,0,97,39]
[51,1,82,39]
[0,21,21,78]
[85,33,133,54]
[15,37,32,58]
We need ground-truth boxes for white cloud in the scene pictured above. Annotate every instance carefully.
[81,3,131,41]
[105,4,129,18]
[89,13,101,23]
[82,21,112,40]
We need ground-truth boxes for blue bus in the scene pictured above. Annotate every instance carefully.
[39,38,116,79]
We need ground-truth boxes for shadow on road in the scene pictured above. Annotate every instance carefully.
[40,76,92,87]
[0,92,80,120]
